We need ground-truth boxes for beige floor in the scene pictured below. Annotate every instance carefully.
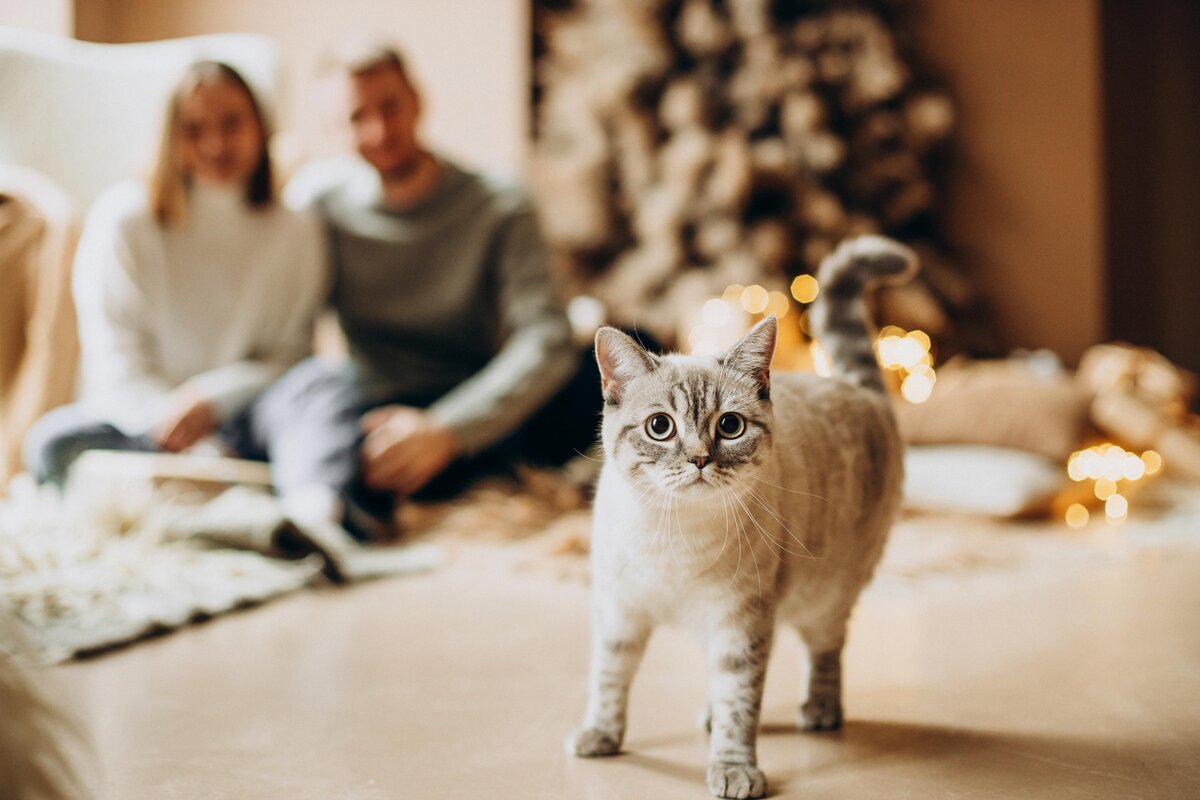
[55,542,1200,799]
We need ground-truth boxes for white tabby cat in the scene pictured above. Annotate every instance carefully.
[568,235,916,799]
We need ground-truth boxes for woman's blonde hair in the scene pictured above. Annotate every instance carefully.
[148,60,274,227]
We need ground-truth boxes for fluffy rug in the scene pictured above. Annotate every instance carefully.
[0,476,322,662]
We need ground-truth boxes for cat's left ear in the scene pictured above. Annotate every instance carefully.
[595,326,659,405]
[723,315,777,398]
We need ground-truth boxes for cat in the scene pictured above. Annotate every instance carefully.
[567,235,916,799]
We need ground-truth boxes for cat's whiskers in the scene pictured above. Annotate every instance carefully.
[665,490,685,569]
[698,491,732,575]
[728,484,817,564]
[724,488,764,601]
[732,478,820,560]
[672,490,703,562]
[751,474,834,506]
[572,447,604,463]
[725,491,748,591]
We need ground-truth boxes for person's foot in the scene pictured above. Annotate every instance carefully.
[288,517,443,583]
[161,487,294,555]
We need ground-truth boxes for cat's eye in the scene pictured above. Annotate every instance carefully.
[717,413,746,439]
[645,413,676,441]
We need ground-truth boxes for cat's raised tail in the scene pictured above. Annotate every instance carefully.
[809,235,918,392]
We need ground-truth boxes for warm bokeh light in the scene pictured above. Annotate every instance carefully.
[765,290,791,319]
[1065,503,1089,529]
[790,274,820,304]
[900,371,934,403]
[700,297,732,328]
[740,285,770,314]
[722,284,745,303]
[874,325,936,404]
[1122,454,1146,481]
[797,311,812,336]
[1065,443,1159,527]
[1067,455,1087,482]
[1105,492,1128,521]
[810,341,832,377]
[906,329,931,352]
[1101,446,1128,482]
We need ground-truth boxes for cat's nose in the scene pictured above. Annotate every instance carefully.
[690,455,710,470]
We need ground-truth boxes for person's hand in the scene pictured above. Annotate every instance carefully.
[361,405,461,495]
[153,392,218,452]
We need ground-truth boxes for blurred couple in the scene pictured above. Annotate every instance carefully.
[25,43,598,544]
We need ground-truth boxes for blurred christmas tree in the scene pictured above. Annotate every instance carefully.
[531,0,997,362]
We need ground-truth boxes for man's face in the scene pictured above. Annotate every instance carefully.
[345,66,422,178]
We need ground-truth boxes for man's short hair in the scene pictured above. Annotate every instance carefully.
[322,39,411,83]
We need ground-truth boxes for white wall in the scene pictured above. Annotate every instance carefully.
[75,0,529,175]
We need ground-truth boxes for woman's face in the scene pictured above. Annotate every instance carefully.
[178,80,264,187]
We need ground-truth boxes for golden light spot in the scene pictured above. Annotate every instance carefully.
[1078,450,1103,480]
[1142,450,1162,475]
[765,291,791,318]
[790,274,820,304]
[875,335,902,368]
[1093,478,1118,500]
[700,298,732,328]
[1105,492,1128,521]
[906,329,931,352]
[1065,503,1089,529]
[1101,446,1128,482]
[810,341,832,377]
[1122,454,1146,481]
[893,337,926,370]
[740,285,770,314]
[1067,453,1087,482]
[900,371,934,403]
[722,284,745,303]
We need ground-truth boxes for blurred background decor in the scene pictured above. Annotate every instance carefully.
[530,0,992,360]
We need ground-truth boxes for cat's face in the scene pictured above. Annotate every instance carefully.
[595,317,777,497]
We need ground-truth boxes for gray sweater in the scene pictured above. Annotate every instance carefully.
[298,158,579,456]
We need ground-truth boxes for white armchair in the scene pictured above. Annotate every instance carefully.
[0,27,280,213]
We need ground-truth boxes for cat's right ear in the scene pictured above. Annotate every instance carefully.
[595,327,657,405]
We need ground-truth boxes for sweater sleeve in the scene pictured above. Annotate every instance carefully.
[72,189,175,431]
[427,204,581,455]
[180,211,330,421]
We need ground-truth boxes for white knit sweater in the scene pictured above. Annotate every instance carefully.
[72,182,328,433]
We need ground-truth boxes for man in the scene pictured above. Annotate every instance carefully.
[271,43,586,538]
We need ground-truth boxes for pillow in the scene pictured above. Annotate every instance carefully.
[903,444,1065,518]
[893,356,1091,461]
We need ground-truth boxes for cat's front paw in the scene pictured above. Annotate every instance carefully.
[799,695,843,731]
[566,726,622,757]
[707,761,767,799]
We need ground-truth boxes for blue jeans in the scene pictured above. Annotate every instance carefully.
[24,358,366,483]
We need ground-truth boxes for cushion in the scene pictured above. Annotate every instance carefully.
[903,444,1065,517]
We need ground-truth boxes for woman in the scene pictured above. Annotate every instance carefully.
[24,61,327,485]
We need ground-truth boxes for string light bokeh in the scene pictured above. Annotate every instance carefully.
[687,278,937,405]
[1065,443,1163,527]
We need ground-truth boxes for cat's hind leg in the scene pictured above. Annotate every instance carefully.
[567,605,651,757]
[795,622,846,732]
